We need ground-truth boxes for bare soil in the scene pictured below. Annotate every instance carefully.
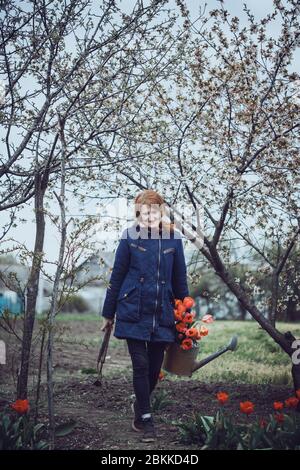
[0,317,293,450]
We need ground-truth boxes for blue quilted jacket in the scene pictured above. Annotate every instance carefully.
[101,223,190,342]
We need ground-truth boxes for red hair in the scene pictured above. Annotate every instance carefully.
[134,189,174,233]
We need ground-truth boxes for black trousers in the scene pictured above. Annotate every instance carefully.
[126,338,169,415]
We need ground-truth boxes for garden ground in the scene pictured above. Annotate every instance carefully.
[1,317,299,449]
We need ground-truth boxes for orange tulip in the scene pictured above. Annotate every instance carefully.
[199,325,209,337]
[175,321,187,333]
[10,399,30,414]
[183,296,195,309]
[174,299,183,308]
[240,401,254,415]
[273,401,284,411]
[216,392,229,404]
[174,309,185,321]
[285,396,299,408]
[195,331,202,340]
[176,303,186,315]
[158,370,164,381]
[182,312,195,324]
[181,338,193,350]
[185,327,199,339]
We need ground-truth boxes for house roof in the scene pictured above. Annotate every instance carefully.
[63,250,115,287]
[0,263,30,291]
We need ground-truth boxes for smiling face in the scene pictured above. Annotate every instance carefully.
[139,203,162,229]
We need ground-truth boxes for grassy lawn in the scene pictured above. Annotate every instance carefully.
[190,320,300,386]
[55,314,300,386]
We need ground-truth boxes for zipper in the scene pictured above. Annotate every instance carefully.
[137,284,141,317]
[153,238,161,332]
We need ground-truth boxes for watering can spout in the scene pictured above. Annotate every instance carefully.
[192,335,238,373]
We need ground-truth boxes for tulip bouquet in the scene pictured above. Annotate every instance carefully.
[173,296,214,350]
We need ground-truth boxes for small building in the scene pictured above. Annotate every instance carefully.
[0,259,52,315]
[62,250,115,314]
[0,261,28,315]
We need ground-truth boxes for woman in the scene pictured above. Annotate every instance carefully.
[101,189,190,443]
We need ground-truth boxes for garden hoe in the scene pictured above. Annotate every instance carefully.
[94,321,113,387]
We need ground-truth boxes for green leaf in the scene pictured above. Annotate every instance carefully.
[2,414,10,433]
[200,415,214,434]
[34,423,45,434]
[55,420,76,437]
[35,440,49,450]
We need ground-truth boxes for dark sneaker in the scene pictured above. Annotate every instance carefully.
[140,416,157,442]
[131,400,144,432]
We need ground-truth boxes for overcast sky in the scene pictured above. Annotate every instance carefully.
[1,0,298,275]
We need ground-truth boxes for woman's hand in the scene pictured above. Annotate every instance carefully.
[101,317,114,332]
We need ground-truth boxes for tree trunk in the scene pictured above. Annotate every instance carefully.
[34,324,46,424]
[292,364,300,392]
[210,245,300,397]
[17,172,46,399]
[238,303,247,321]
[209,270,300,399]
[47,113,67,449]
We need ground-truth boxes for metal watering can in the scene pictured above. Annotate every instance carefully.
[161,335,238,377]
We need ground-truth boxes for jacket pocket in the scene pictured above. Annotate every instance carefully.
[163,247,175,254]
[130,242,147,252]
[158,287,176,327]
[163,247,175,277]
[116,284,141,322]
